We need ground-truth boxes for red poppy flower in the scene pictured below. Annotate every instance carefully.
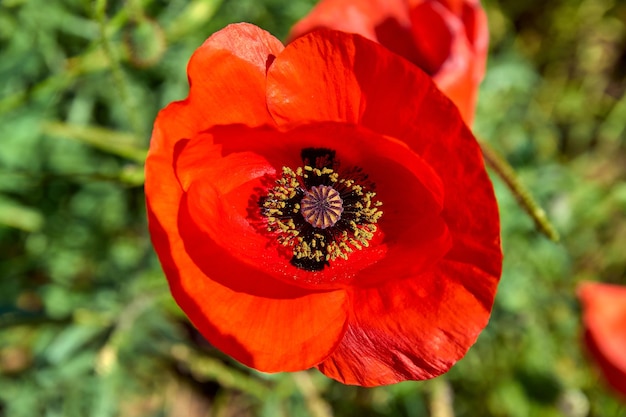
[578,282,626,398]
[289,0,488,125]
[145,23,501,386]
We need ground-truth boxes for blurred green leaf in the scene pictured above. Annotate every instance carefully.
[0,196,44,231]
[42,121,147,162]
[166,0,225,41]
[44,324,104,365]
[170,344,272,400]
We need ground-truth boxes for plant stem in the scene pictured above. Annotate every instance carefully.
[430,378,455,417]
[480,141,560,242]
[292,372,333,417]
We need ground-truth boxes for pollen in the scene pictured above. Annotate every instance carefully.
[260,148,383,272]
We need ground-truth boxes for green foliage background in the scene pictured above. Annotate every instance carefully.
[0,0,624,416]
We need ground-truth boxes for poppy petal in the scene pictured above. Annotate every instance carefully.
[267,29,447,129]
[578,282,626,397]
[287,0,422,65]
[317,259,498,385]
[175,122,451,289]
[407,1,454,75]
[410,1,486,124]
[436,0,464,16]
[149,23,282,157]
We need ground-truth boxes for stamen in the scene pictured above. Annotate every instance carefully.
[259,149,383,271]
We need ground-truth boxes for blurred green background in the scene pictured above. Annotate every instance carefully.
[0,0,625,416]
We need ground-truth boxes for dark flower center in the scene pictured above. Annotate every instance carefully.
[260,148,383,272]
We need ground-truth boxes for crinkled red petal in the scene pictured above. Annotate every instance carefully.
[317,259,498,385]
[175,122,451,289]
[268,29,501,383]
[578,282,626,397]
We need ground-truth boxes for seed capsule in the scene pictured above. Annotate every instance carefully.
[300,185,343,229]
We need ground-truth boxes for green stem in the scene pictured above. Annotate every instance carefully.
[292,372,333,417]
[125,0,145,22]
[169,346,271,401]
[43,121,146,163]
[430,377,455,417]
[480,141,560,242]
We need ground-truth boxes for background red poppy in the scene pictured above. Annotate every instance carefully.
[289,0,488,125]
[578,282,626,398]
